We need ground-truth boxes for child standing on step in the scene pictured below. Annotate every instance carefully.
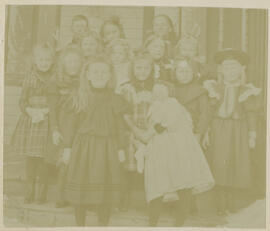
[107,38,133,94]
[46,46,85,208]
[143,35,174,82]
[64,55,132,226]
[145,14,177,58]
[117,52,154,211]
[203,48,261,215]
[124,81,214,227]
[100,16,125,49]
[11,44,56,204]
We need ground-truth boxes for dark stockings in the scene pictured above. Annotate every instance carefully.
[119,171,134,210]
[56,163,68,206]
[25,157,48,203]
[75,205,87,226]
[216,186,236,215]
[148,189,191,227]
[74,204,111,227]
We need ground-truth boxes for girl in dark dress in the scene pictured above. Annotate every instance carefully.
[46,46,85,208]
[64,55,131,226]
[143,35,174,82]
[144,14,178,58]
[11,44,56,204]
[203,49,261,215]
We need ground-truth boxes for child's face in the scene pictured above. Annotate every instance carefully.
[34,51,53,72]
[175,61,193,84]
[153,84,169,101]
[153,16,171,38]
[81,36,98,57]
[87,62,111,88]
[179,40,197,58]
[134,59,152,81]
[71,20,88,38]
[103,23,121,44]
[63,53,82,76]
[110,45,127,64]
[147,38,165,61]
[221,59,243,84]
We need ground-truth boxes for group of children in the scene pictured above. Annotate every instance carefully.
[11,14,261,227]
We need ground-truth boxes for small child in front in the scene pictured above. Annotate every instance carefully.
[125,81,215,227]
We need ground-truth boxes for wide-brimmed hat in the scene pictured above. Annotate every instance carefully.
[214,48,249,65]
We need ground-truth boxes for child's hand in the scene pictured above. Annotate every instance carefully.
[202,130,210,150]
[195,133,201,144]
[25,107,34,118]
[32,111,45,123]
[61,148,71,165]
[154,123,166,134]
[118,150,126,163]
[53,130,63,146]
[249,131,257,149]
[249,138,256,149]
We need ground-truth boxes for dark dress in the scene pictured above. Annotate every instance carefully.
[65,88,131,205]
[204,80,261,188]
[45,75,80,164]
[175,80,210,136]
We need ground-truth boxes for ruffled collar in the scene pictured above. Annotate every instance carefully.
[203,79,261,103]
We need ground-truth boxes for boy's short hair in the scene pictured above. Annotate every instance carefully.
[72,14,88,26]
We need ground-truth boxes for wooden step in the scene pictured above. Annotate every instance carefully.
[4,195,228,227]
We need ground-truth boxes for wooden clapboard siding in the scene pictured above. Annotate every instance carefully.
[206,8,220,64]
[59,6,144,50]
[223,8,242,49]
[181,7,207,57]
[4,87,22,146]
[142,7,154,41]
[36,5,61,45]
[247,9,268,95]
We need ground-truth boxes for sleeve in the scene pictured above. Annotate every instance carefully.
[58,109,80,149]
[47,81,60,132]
[196,93,212,135]
[19,77,31,114]
[240,83,262,132]
[113,94,133,150]
[243,94,261,132]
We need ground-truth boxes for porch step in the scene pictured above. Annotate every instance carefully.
[3,158,147,209]
[3,195,228,227]
[4,179,147,209]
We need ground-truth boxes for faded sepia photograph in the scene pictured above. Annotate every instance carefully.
[2,3,267,229]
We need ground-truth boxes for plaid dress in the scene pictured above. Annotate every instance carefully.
[118,82,153,171]
[10,69,54,158]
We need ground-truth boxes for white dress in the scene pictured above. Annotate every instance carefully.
[143,97,215,203]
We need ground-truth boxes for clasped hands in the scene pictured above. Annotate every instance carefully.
[26,107,49,124]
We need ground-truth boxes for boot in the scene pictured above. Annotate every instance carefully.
[24,180,35,204]
[36,183,48,204]
[55,164,69,208]
[118,191,129,212]
[97,204,111,226]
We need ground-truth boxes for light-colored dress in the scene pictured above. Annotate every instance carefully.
[143,97,215,203]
